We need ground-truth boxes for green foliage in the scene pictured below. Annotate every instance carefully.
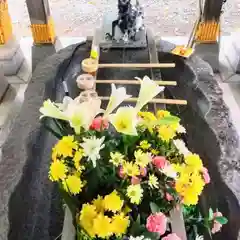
[208,208,214,221]
[150,202,161,214]
[215,216,228,225]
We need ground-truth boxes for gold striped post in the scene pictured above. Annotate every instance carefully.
[26,0,56,44]
[0,0,13,44]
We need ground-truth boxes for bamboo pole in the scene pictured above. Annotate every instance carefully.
[96,80,177,86]
[98,63,175,68]
[100,97,187,105]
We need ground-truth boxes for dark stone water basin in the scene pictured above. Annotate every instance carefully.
[1,40,240,240]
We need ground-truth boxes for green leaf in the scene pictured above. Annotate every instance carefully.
[150,202,160,214]
[142,231,160,240]
[208,208,214,220]
[215,216,228,225]
[129,214,145,236]
[153,115,180,126]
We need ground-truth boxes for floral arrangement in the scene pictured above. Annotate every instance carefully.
[39,76,227,240]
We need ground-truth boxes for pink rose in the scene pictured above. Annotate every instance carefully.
[118,166,126,179]
[166,193,174,201]
[152,156,167,169]
[131,176,141,185]
[146,212,167,235]
[202,167,211,184]
[212,222,222,234]
[140,167,147,177]
[211,212,223,234]
[213,212,223,218]
[162,233,181,240]
[90,116,109,131]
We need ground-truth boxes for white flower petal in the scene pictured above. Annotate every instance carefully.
[80,136,105,167]
[39,99,68,120]
[135,76,165,111]
[104,84,132,116]
[173,139,191,157]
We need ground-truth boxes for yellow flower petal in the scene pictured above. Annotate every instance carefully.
[104,190,123,212]
[109,106,138,136]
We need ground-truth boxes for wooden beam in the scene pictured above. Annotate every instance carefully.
[100,97,187,105]
[26,0,55,44]
[0,0,13,44]
[98,63,175,68]
[95,80,177,86]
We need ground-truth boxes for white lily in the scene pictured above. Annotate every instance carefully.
[64,100,102,134]
[39,99,68,120]
[104,83,132,117]
[40,97,102,134]
[135,76,165,111]
[55,96,74,111]
[80,136,105,167]
[109,106,138,136]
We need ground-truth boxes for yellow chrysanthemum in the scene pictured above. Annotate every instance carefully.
[138,111,157,122]
[73,148,84,170]
[191,174,205,195]
[92,195,104,213]
[148,174,159,189]
[109,152,125,167]
[49,160,67,181]
[79,204,97,237]
[156,110,170,119]
[111,213,130,236]
[182,189,199,205]
[53,136,78,158]
[51,148,58,161]
[138,111,157,131]
[93,214,112,238]
[185,153,203,171]
[158,125,176,142]
[170,122,180,131]
[151,149,159,155]
[139,140,151,150]
[122,162,140,177]
[134,150,151,168]
[126,184,143,204]
[104,190,124,213]
[63,175,84,195]
[175,163,206,206]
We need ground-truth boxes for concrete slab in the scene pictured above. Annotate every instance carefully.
[0,38,25,76]
[0,70,9,101]
[195,42,220,73]
[223,31,240,74]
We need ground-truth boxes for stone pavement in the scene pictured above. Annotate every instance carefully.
[7,0,240,38]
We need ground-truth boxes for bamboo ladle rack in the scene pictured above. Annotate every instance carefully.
[80,55,187,106]
[98,63,175,68]
[95,80,177,86]
[99,97,187,105]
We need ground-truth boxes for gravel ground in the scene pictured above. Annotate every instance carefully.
[7,0,240,38]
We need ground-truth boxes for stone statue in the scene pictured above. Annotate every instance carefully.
[106,0,144,42]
